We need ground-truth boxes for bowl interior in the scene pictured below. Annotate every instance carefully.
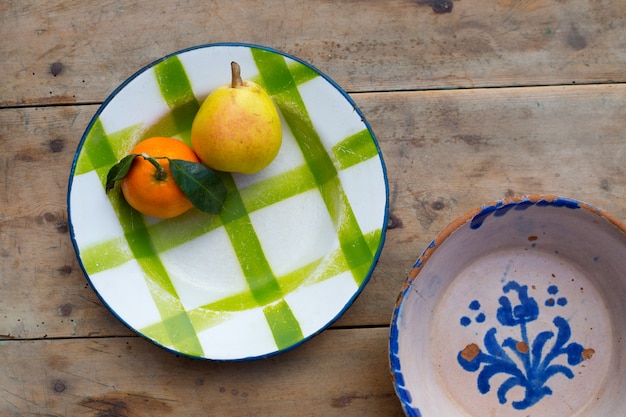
[68,44,388,360]
[391,196,626,416]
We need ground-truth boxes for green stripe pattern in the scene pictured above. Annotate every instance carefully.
[71,46,385,359]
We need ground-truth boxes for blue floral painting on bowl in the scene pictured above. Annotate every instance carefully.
[457,280,595,410]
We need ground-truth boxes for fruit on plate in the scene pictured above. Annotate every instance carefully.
[119,137,199,218]
[191,61,282,174]
[105,136,226,218]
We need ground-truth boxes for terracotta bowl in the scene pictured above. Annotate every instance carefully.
[390,195,625,416]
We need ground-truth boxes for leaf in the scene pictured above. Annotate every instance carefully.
[169,159,227,214]
[497,376,523,405]
[531,330,554,369]
[542,364,574,381]
[552,316,572,351]
[105,154,139,193]
[477,362,525,395]
[484,328,511,361]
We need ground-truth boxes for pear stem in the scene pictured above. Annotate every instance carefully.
[230,61,243,88]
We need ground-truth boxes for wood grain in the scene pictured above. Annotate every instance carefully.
[2,0,626,107]
[0,328,402,416]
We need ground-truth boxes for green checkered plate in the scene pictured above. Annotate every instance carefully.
[68,43,389,360]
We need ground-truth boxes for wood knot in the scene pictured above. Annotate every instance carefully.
[431,0,453,13]
[57,265,73,275]
[39,211,68,233]
[56,220,69,234]
[50,62,63,76]
[43,212,57,223]
[48,138,65,153]
[53,380,66,392]
[58,303,73,317]
[387,213,403,229]
[430,199,445,211]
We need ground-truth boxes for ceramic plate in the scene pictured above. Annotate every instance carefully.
[390,195,625,416]
[68,43,388,360]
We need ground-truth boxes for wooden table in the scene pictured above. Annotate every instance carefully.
[1,1,625,415]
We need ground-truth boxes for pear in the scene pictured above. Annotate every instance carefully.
[191,61,282,174]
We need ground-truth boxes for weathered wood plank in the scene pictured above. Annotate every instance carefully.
[0,327,403,416]
[2,0,625,107]
[2,84,625,340]
[0,105,133,340]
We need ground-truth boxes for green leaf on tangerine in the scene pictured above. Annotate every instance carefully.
[105,153,139,193]
[169,159,227,214]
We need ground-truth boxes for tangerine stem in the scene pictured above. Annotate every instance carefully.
[141,152,167,181]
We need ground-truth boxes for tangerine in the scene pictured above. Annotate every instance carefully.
[120,136,200,218]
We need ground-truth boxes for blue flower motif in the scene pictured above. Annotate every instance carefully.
[496,281,538,327]
[457,280,592,410]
